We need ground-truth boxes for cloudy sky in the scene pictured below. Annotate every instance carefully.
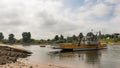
[0,0,120,39]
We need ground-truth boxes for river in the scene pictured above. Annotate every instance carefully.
[16,44,120,68]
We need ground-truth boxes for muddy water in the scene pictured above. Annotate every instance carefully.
[16,44,120,68]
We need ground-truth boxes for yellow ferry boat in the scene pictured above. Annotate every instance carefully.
[52,42,107,51]
[52,36,107,51]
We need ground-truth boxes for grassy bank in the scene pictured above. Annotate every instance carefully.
[100,38,120,44]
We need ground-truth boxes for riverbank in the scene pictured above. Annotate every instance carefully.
[0,44,32,65]
[108,42,120,45]
[0,59,69,68]
[0,44,68,68]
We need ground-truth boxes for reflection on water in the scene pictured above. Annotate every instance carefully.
[49,50,101,64]
[16,45,120,68]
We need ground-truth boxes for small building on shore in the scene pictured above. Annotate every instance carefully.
[112,33,120,38]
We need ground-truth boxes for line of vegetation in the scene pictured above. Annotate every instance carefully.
[0,32,120,45]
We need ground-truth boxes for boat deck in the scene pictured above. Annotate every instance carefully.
[52,43,107,51]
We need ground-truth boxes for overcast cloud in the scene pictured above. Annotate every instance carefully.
[0,0,120,39]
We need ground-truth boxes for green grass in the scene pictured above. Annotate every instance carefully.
[100,38,120,43]
[100,38,114,43]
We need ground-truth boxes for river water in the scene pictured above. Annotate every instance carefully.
[16,44,120,68]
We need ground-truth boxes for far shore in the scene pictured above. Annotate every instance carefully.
[108,42,120,45]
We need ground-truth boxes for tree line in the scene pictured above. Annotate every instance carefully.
[50,32,120,43]
[52,32,99,44]
[0,32,120,45]
[0,32,32,44]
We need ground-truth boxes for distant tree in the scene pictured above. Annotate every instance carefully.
[87,32,98,41]
[72,35,78,41]
[22,32,31,43]
[54,35,59,41]
[0,32,4,41]
[8,34,16,44]
[87,32,94,37]
[78,32,84,46]
[104,34,111,38]
[87,32,94,41]
[47,39,50,41]
[66,36,72,42]
[16,39,22,44]
[98,31,102,39]
[59,35,65,43]
[60,35,64,40]
[78,33,84,40]
[39,39,47,44]
[2,39,8,44]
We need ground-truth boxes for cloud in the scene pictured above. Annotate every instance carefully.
[0,0,119,39]
[91,3,111,17]
[105,0,120,4]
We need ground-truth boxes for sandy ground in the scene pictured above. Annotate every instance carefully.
[0,59,69,68]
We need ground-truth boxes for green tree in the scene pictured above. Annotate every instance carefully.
[87,32,98,41]
[59,35,65,43]
[87,32,94,37]
[87,32,94,41]
[0,32,4,41]
[60,35,64,40]
[72,35,78,41]
[66,36,72,42]
[47,39,50,41]
[22,32,31,43]
[104,34,111,38]
[78,33,84,40]
[8,34,16,44]
[54,35,59,41]
[98,31,102,39]
[78,32,84,46]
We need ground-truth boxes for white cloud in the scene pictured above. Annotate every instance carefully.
[108,4,120,33]
[114,4,120,16]
[0,0,119,39]
[91,3,111,17]
[105,0,120,4]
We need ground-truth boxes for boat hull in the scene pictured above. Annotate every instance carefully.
[72,47,107,51]
[52,43,107,51]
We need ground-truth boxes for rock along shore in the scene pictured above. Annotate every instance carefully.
[0,44,32,65]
